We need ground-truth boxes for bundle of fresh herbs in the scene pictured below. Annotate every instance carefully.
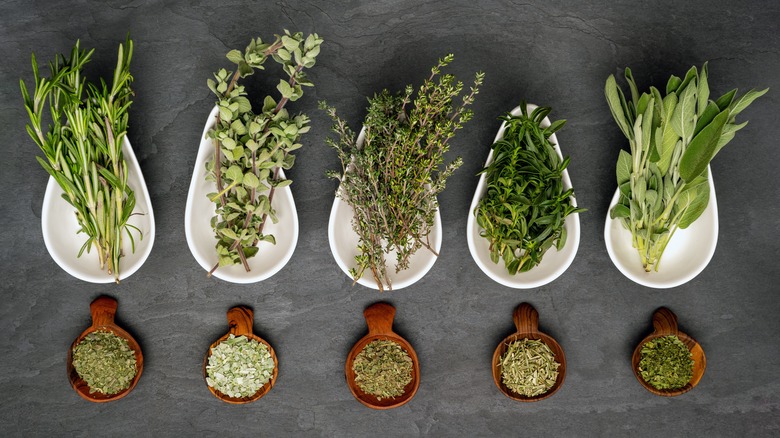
[638,335,694,390]
[352,339,413,400]
[72,330,137,395]
[206,334,275,398]
[21,39,139,283]
[476,104,584,274]
[606,64,767,272]
[499,338,560,397]
[322,55,484,290]
[205,31,322,275]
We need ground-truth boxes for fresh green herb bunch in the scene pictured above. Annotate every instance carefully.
[499,338,559,397]
[205,31,323,275]
[476,104,585,274]
[21,39,140,283]
[606,64,767,272]
[352,339,413,400]
[322,55,484,290]
[72,330,137,395]
[638,335,694,390]
[206,334,275,398]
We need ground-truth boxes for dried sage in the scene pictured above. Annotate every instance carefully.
[352,339,413,400]
[206,334,275,398]
[638,335,694,390]
[499,338,559,397]
[72,330,137,395]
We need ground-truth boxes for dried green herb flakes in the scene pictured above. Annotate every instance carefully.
[353,339,413,400]
[206,335,275,398]
[72,330,137,395]
[499,338,559,397]
[638,335,693,390]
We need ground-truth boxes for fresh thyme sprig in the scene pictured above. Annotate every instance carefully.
[322,54,484,290]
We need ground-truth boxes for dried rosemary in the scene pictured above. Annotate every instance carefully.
[499,338,559,397]
[206,335,275,398]
[72,330,137,395]
[638,335,694,390]
[352,339,413,400]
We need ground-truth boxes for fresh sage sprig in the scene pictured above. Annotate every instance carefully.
[476,104,585,274]
[322,55,484,290]
[606,64,767,272]
[21,39,139,283]
[205,31,322,275]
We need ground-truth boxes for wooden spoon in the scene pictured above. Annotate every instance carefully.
[66,296,144,402]
[632,307,706,396]
[345,302,420,409]
[203,306,278,404]
[492,303,566,402]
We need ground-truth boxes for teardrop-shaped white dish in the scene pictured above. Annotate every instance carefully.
[466,103,581,289]
[185,106,299,284]
[41,136,155,283]
[604,165,718,289]
[328,128,443,290]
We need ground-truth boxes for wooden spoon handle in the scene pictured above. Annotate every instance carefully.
[90,296,118,327]
[513,303,539,335]
[364,302,395,335]
[227,306,254,336]
[652,307,679,335]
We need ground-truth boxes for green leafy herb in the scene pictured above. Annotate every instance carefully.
[352,339,413,400]
[72,330,137,395]
[638,335,694,390]
[206,334,275,398]
[606,64,767,272]
[499,338,560,397]
[205,31,323,276]
[476,104,585,274]
[21,39,140,283]
[322,54,484,290]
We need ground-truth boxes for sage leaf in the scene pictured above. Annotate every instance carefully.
[679,109,729,182]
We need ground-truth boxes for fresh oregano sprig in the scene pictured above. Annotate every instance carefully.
[205,31,323,275]
[476,104,585,274]
[606,64,767,272]
[322,54,484,290]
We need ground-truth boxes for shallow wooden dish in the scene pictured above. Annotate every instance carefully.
[66,296,144,402]
[632,307,706,396]
[345,302,420,409]
[203,306,278,404]
[492,303,566,402]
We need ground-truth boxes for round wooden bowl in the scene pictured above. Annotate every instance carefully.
[203,306,278,404]
[632,307,706,396]
[66,296,144,402]
[492,303,566,402]
[345,302,420,409]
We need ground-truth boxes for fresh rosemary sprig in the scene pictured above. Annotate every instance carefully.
[322,54,484,291]
[21,39,139,283]
[205,31,322,275]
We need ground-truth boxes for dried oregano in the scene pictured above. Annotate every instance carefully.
[352,339,413,400]
[206,335,275,398]
[499,338,559,397]
[639,335,694,390]
[72,330,137,395]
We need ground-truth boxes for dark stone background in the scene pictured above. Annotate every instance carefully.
[1,1,778,436]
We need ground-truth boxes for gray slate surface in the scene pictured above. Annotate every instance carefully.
[1,1,778,436]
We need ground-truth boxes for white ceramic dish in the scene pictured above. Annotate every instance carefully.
[41,136,155,283]
[328,128,443,290]
[466,103,581,289]
[185,106,299,284]
[604,165,718,289]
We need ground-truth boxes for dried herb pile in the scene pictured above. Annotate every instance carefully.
[476,104,584,274]
[352,339,413,400]
[499,338,559,397]
[206,335,275,398]
[72,330,137,395]
[638,335,694,390]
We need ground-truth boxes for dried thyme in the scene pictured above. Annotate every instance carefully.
[499,338,559,397]
[352,339,413,400]
[638,335,694,390]
[72,330,137,395]
[206,334,275,398]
